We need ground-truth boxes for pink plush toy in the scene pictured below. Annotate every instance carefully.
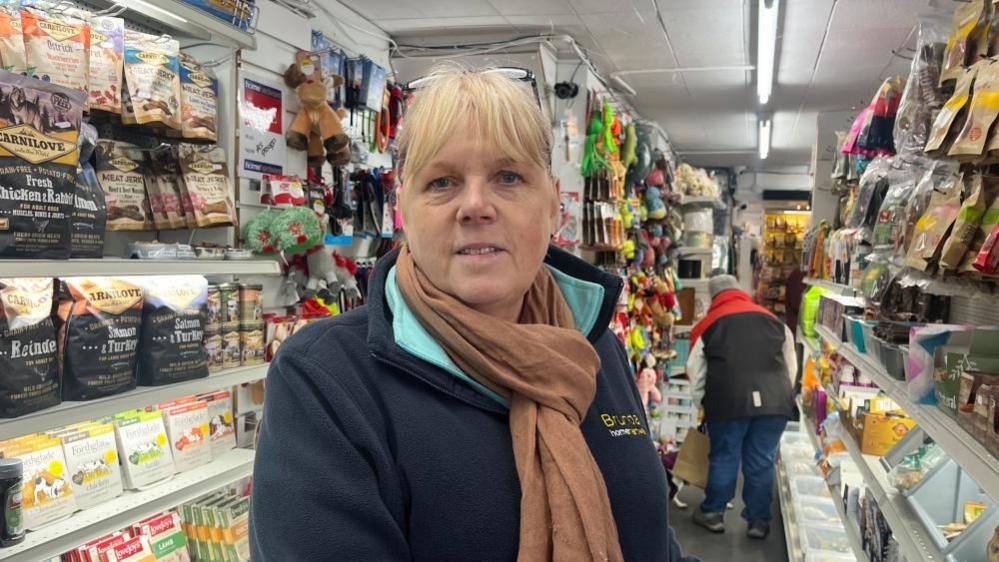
[637,357,662,406]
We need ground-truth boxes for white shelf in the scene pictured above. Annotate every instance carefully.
[803,278,858,296]
[0,448,255,562]
[0,258,281,277]
[0,364,268,441]
[96,0,256,49]
[677,247,712,257]
[680,196,726,209]
[816,326,999,502]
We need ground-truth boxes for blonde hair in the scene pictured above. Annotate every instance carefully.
[397,65,552,188]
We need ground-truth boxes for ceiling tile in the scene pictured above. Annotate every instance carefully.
[337,0,424,20]
[378,16,509,33]
[416,0,500,18]
[488,0,575,17]
[569,0,653,16]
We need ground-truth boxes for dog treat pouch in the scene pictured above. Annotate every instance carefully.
[906,174,965,271]
[136,275,209,386]
[941,173,998,269]
[951,59,999,161]
[58,277,142,401]
[20,9,89,94]
[178,143,235,227]
[0,278,60,418]
[0,1,25,74]
[72,123,106,258]
[87,16,123,113]
[962,184,999,274]
[941,0,988,85]
[0,72,84,258]
[146,146,188,229]
[96,139,153,231]
[926,65,978,155]
[123,30,180,131]
[179,53,217,142]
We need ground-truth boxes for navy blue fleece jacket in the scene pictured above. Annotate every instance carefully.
[249,247,696,561]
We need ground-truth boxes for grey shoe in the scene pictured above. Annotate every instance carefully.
[693,510,725,533]
[747,520,770,539]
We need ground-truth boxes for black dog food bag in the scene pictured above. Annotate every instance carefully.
[137,275,208,386]
[0,71,85,259]
[0,278,60,417]
[71,123,107,258]
[58,277,143,400]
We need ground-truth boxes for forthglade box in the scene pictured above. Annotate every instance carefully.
[10,437,77,530]
[59,422,124,509]
[198,390,236,458]
[114,409,176,490]
[160,400,211,472]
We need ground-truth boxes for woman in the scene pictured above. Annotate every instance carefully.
[250,67,695,562]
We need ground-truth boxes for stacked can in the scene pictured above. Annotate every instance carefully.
[205,285,223,373]
[238,283,265,366]
[219,283,241,370]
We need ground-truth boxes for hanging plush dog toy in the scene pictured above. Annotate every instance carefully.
[284,52,352,168]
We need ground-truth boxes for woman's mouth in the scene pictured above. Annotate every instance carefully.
[458,246,501,256]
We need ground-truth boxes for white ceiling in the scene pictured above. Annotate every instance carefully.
[339,0,927,171]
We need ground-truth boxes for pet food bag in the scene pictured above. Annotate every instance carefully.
[96,140,154,231]
[58,277,142,400]
[59,422,123,509]
[141,159,172,231]
[0,71,85,258]
[926,66,978,156]
[87,16,123,113]
[72,122,107,258]
[160,401,211,472]
[179,53,217,142]
[0,1,25,74]
[114,409,175,490]
[146,147,189,229]
[136,275,209,386]
[941,173,998,270]
[950,59,999,161]
[906,174,964,271]
[132,511,191,562]
[123,30,181,131]
[20,9,89,94]
[940,0,987,85]
[0,277,60,417]
[197,390,235,458]
[178,144,236,227]
[8,437,77,530]
[961,185,999,274]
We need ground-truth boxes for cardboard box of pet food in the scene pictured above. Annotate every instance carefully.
[860,412,917,456]
[132,511,191,562]
[197,390,236,458]
[60,423,124,509]
[18,437,78,530]
[161,401,211,472]
[114,410,176,490]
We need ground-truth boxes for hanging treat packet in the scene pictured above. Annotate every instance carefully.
[0,278,60,417]
[15,437,77,530]
[941,0,988,85]
[941,173,998,270]
[179,53,217,142]
[906,174,965,271]
[113,409,175,490]
[20,9,89,94]
[0,1,25,74]
[87,16,123,113]
[178,143,236,227]
[0,72,84,258]
[197,390,235,458]
[121,77,136,125]
[950,58,999,161]
[96,140,154,231]
[926,65,978,156]
[57,277,142,400]
[59,423,123,509]
[72,123,107,258]
[136,275,209,386]
[123,30,180,131]
[961,182,999,274]
[132,511,191,562]
[142,158,171,231]
[147,147,188,229]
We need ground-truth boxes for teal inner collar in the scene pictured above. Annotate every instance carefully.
[384,265,605,408]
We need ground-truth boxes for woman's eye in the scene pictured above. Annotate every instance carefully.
[427,177,452,190]
[498,171,523,185]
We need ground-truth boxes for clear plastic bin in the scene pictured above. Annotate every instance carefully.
[800,526,852,555]
[791,475,832,500]
[781,442,816,464]
[795,496,841,528]
[907,459,998,554]
[784,460,821,477]
[804,551,857,562]
[782,432,812,447]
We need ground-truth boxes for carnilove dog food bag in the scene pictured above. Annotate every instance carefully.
[72,122,106,258]
[135,275,208,386]
[179,53,217,142]
[123,30,181,131]
[0,71,84,259]
[20,9,89,94]
[0,1,26,75]
[58,277,143,401]
[0,277,60,418]
[178,143,236,227]
[96,139,153,231]
[113,409,175,490]
[87,16,124,113]
[58,422,123,509]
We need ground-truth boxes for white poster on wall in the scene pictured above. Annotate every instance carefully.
[238,73,286,180]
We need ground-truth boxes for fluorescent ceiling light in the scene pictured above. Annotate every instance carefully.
[757,0,779,105]
[759,118,771,160]
[124,0,189,24]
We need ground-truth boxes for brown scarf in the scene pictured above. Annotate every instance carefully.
[396,247,624,562]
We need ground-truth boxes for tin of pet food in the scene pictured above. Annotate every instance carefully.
[218,283,240,332]
[238,284,263,329]
[206,285,221,334]
[222,330,241,370]
[240,328,264,366]
[205,333,223,373]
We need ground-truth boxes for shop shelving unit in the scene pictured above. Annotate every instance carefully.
[83,0,257,49]
[0,449,255,562]
[0,258,281,277]
[803,277,858,296]
[0,364,268,441]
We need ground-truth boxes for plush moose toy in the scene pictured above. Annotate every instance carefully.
[284,54,352,168]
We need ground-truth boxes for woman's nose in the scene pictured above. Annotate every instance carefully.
[456,180,496,225]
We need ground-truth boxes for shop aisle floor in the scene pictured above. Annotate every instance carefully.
[668,476,788,562]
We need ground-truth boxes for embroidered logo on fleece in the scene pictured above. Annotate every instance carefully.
[600,413,648,438]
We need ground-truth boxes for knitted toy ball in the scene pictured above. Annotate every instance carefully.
[242,209,280,254]
[271,206,323,256]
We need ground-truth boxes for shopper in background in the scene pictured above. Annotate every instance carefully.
[250,67,696,562]
[685,272,796,539]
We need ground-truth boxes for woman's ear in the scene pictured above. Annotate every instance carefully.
[550,177,562,230]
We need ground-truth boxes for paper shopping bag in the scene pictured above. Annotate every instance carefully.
[672,426,710,489]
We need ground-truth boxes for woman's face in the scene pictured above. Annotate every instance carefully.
[400,121,559,322]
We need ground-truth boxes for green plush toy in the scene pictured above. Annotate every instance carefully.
[271,207,323,256]
[242,209,280,254]
[622,123,637,169]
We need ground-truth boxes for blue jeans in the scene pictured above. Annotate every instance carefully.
[700,415,787,522]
